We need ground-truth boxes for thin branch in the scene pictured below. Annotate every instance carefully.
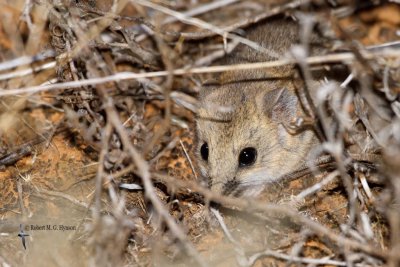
[294,170,340,201]
[0,49,55,72]
[1,49,398,96]
[180,139,198,180]
[161,0,240,25]
[34,187,90,209]
[247,249,347,266]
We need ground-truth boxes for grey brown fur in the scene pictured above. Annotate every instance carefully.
[196,18,324,196]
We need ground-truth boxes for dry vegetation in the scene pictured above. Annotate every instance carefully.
[0,0,400,266]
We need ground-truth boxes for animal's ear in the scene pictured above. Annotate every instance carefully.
[257,88,298,123]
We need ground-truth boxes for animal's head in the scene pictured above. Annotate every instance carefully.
[196,78,316,196]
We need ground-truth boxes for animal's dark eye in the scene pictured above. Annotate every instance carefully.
[238,147,257,167]
[200,143,209,161]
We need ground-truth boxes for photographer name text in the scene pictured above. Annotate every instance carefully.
[30,224,76,231]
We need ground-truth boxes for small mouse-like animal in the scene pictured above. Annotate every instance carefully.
[196,18,327,196]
